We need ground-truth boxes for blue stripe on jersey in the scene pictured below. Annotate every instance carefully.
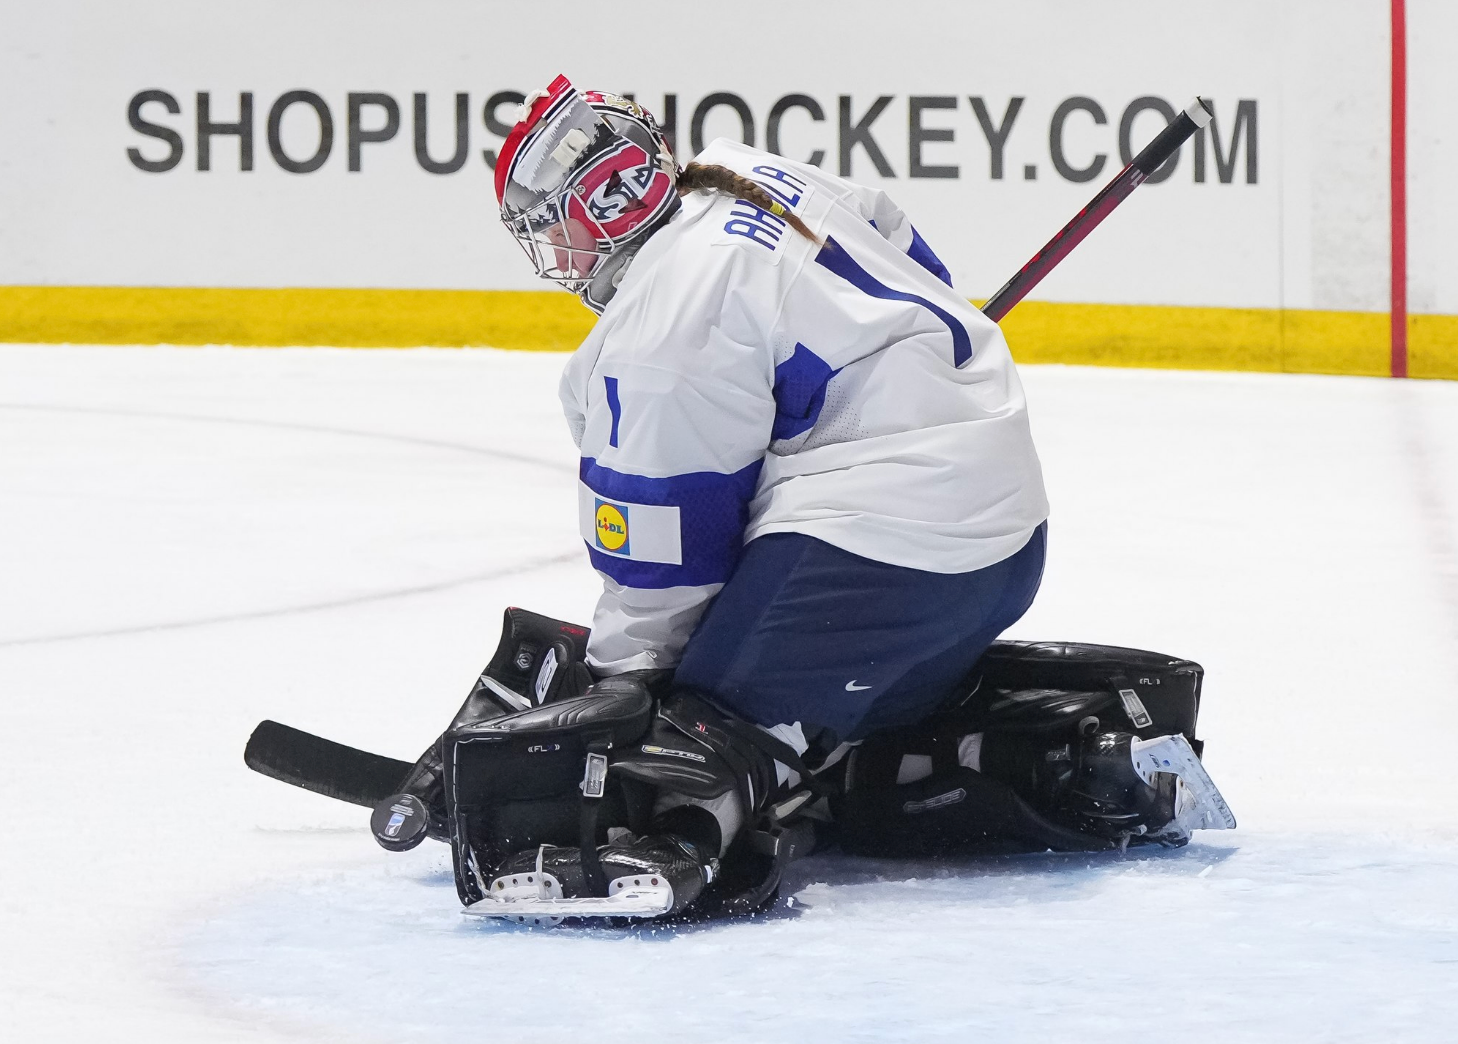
[867,220,952,286]
[604,376,622,448]
[815,237,973,366]
[907,225,953,286]
[580,457,764,589]
[772,343,838,441]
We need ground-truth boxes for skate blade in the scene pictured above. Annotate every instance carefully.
[1131,734,1238,832]
[464,873,675,924]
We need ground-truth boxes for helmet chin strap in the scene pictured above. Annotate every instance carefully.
[579,194,682,314]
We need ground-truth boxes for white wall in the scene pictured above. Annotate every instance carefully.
[0,0,1440,314]
[1408,0,1458,315]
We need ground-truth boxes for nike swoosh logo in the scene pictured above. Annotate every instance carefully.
[844,680,872,691]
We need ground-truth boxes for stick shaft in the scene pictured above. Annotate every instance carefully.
[982,97,1214,323]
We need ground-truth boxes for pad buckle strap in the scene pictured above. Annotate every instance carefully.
[579,739,612,897]
[581,751,608,799]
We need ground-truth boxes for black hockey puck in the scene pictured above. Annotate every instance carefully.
[370,792,429,852]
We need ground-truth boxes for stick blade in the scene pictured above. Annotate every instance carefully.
[244,719,412,808]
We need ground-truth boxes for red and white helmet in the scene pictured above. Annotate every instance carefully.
[496,76,678,312]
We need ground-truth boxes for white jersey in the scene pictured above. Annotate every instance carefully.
[560,139,1049,674]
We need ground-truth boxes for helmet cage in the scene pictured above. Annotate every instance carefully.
[498,78,677,297]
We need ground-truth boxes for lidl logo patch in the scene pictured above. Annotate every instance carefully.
[594,500,630,554]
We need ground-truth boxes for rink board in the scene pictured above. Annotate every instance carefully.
[4,0,1458,378]
[3,285,1455,379]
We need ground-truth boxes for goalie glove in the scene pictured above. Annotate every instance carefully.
[370,607,596,852]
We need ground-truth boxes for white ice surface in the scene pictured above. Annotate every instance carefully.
[2,345,1456,1042]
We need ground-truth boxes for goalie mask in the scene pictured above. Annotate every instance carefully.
[496,76,679,314]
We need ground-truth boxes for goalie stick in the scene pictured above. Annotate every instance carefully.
[244,719,412,808]
[981,96,1215,323]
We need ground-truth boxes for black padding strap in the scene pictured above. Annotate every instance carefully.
[717,715,836,799]
[657,692,836,812]
[579,799,607,896]
[578,737,613,896]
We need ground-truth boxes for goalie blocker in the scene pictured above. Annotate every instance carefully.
[245,607,1234,924]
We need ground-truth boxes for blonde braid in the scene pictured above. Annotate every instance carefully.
[676,162,823,247]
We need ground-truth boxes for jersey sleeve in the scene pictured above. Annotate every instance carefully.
[574,300,776,675]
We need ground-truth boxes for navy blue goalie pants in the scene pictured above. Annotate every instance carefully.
[673,523,1047,742]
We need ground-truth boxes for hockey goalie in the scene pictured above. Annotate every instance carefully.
[246,76,1235,924]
